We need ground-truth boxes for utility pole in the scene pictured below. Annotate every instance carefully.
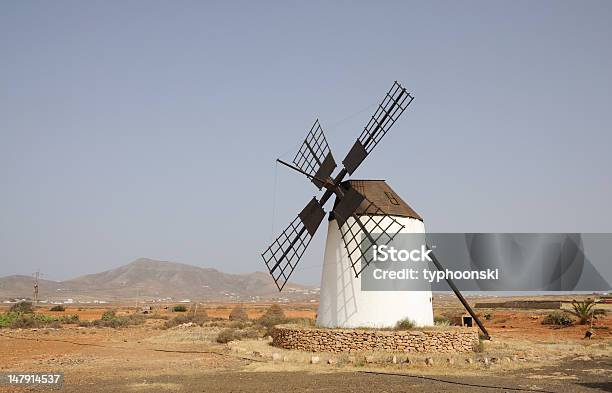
[33,271,40,306]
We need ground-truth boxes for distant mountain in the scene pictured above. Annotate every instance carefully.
[0,258,315,302]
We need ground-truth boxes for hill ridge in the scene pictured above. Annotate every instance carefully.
[0,258,312,301]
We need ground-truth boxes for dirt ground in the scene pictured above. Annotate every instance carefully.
[0,299,610,392]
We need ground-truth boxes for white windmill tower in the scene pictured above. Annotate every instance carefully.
[317,179,433,328]
[262,82,489,336]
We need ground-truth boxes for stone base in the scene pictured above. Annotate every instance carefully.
[271,324,478,353]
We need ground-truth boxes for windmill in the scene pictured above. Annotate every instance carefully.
[261,81,489,337]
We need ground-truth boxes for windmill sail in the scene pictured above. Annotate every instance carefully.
[342,81,414,174]
[336,196,405,277]
[292,119,337,189]
[261,198,326,290]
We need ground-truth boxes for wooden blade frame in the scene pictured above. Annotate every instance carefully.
[343,81,414,174]
[261,199,325,291]
[336,197,405,277]
[292,119,337,189]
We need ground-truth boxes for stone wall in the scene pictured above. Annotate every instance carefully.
[475,300,561,309]
[271,324,478,353]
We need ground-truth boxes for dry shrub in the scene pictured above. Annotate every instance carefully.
[193,308,209,320]
[434,316,451,326]
[542,311,573,326]
[216,328,239,343]
[395,318,415,330]
[257,305,288,328]
[10,314,41,328]
[262,304,286,320]
[215,327,260,343]
[473,339,485,353]
[163,312,209,329]
[229,305,248,321]
[10,301,34,314]
[94,313,145,328]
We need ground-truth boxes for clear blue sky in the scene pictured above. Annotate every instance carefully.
[1,1,611,285]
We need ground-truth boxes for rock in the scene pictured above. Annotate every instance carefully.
[271,353,282,361]
[482,357,490,366]
[327,358,338,365]
[572,355,592,361]
[425,357,434,366]
[392,355,398,364]
[310,356,320,364]
[585,330,594,339]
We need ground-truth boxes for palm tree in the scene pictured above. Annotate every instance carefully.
[566,299,605,325]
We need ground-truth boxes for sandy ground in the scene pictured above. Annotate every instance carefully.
[0,300,610,392]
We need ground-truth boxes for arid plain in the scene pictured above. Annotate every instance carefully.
[1,295,610,393]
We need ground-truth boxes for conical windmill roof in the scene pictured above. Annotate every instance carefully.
[331,180,423,221]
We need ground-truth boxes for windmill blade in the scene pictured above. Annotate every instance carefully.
[261,198,326,291]
[292,119,337,189]
[342,81,414,175]
[334,196,405,277]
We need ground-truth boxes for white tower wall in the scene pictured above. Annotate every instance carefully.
[316,216,434,328]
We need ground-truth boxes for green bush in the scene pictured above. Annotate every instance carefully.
[94,313,145,328]
[0,313,18,328]
[229,305,248,321]
[9,301,34,314]
[100,310,117,321]
[50,305,66,312]
[0,312,78,329]
[395,318,415,330]
[567,299,606,325]
[542,311,573,326]
[58,314,79,323]
[434,316,451,326]
[172,305,188,312]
